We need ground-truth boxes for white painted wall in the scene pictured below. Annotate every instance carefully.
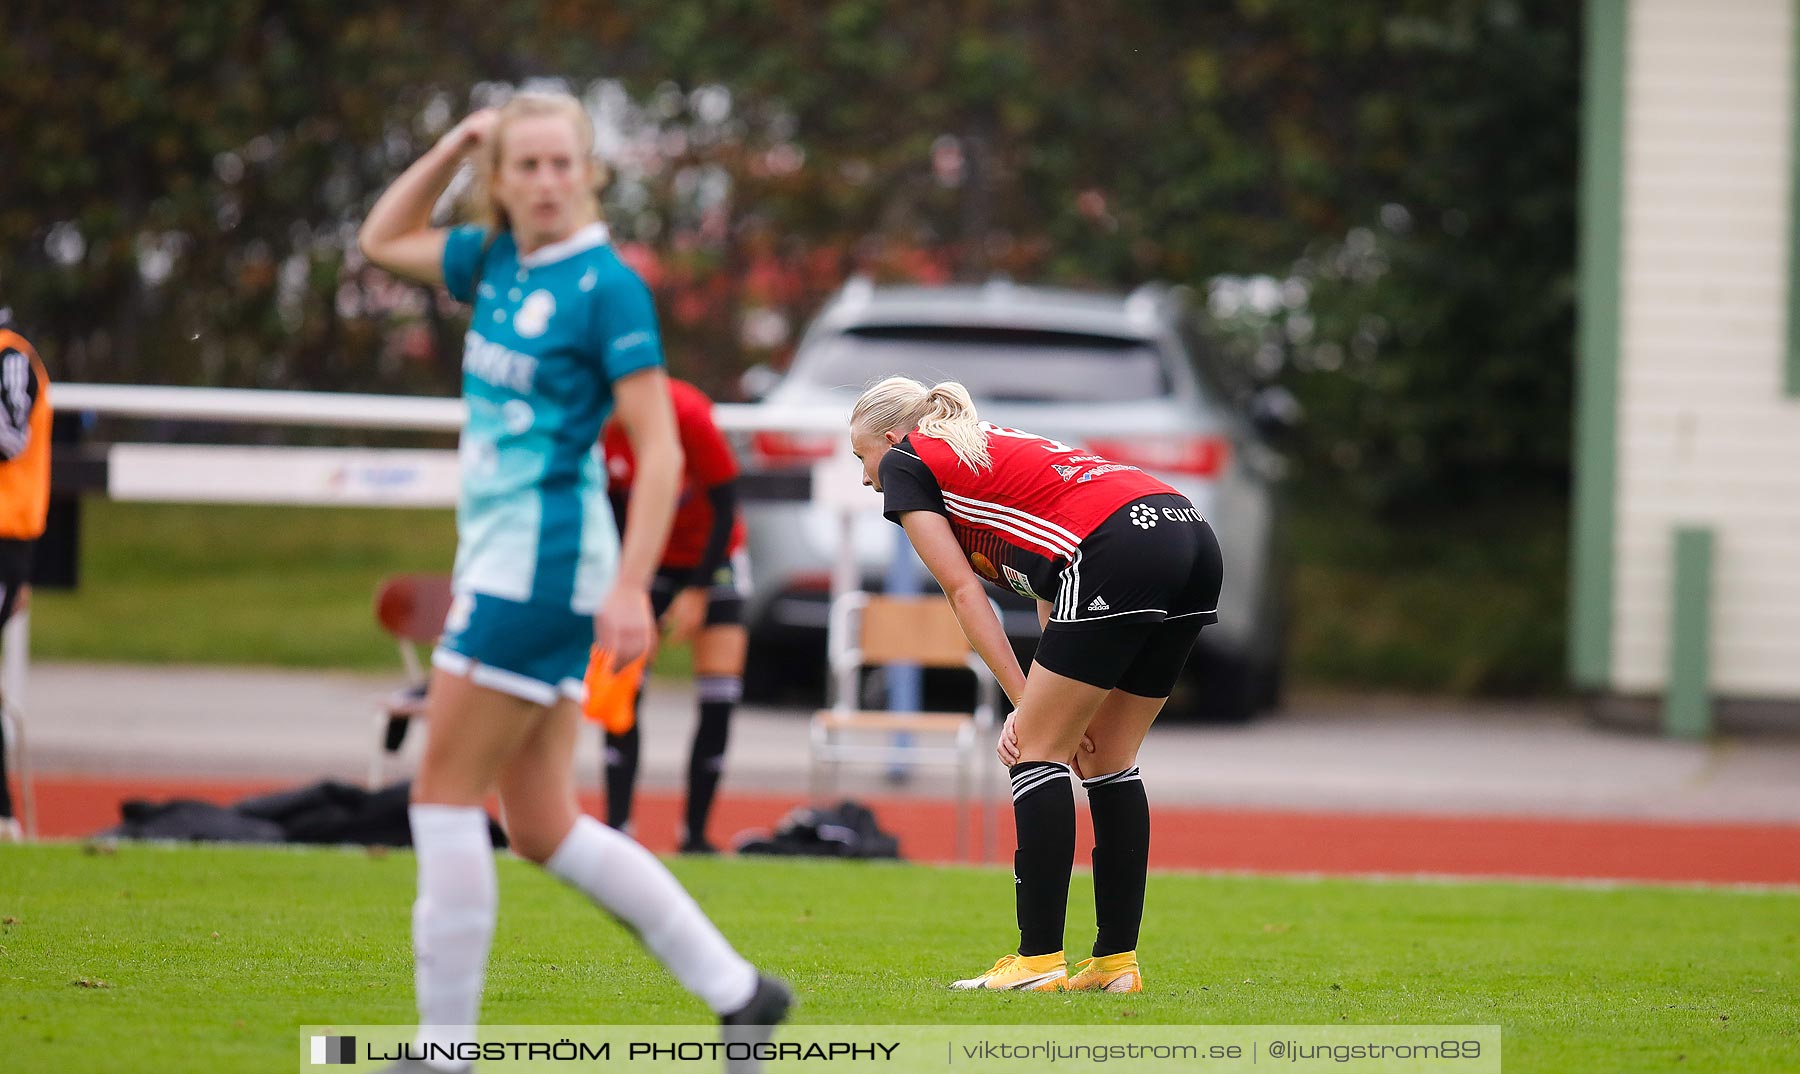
[1615,0,1800,695]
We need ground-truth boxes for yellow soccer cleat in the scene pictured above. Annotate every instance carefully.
[949,951,1068,991]
[1064,951,1142,993]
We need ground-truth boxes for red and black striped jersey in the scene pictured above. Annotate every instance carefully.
[604,377,746,569]
[878,423,1177,602]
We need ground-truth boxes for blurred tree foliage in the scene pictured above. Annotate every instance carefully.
[1204,4,1578,511]
[0,0,1575,510]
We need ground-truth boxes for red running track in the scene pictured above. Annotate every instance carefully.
[26,773,1800,887]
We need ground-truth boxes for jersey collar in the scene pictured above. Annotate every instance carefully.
[517,222,611,269]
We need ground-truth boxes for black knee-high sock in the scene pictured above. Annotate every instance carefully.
[1084,766,1149,957]
[1010,760,1075,957]
[684,676,739,843]
[0,707,13,819]
[603,722,640,830]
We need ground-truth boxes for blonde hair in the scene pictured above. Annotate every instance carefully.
[851,376,992,471]
[469,92,607,233]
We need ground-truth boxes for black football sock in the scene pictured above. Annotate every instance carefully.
[0,710,13,818]
[684,676,739,844]
[1009,760,1075,957]
[603,722,641,831]
[1084,766,1149,957]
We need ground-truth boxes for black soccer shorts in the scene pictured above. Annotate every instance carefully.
[1033,494,1223,697]
[649,551,748,627]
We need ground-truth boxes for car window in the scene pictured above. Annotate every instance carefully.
[802,326,1173,403]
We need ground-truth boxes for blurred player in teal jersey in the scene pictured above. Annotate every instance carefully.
[359,91,788,1073]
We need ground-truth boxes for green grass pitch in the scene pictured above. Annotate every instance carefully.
[1,843,1795,1073]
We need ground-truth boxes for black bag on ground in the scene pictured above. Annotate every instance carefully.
[733,799,901,860]
[99,780,507,848]
[100,799,287,843]
[236,780,420,846]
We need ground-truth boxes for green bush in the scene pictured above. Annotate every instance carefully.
[1283,481,1568,696]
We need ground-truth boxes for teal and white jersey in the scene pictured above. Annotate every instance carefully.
[441,221,661,613]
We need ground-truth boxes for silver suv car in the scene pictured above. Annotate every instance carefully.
[735,279,1288,720]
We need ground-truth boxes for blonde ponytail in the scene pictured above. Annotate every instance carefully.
[850,376,991,472]
[915,381,991,471]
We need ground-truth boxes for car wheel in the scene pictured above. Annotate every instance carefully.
[1200,651,1260,724]
[742,634,826,706]
[1252,650,1285,712]
[1165,647,1257,724]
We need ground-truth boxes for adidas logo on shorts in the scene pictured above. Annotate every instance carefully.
[1086,595,1110,612]
[1129,503,1158,529]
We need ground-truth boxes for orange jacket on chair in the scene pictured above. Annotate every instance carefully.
[0,328,51,541]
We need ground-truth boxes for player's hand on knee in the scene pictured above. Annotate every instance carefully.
[997,713,1020,766]
[1071,733,1096,778]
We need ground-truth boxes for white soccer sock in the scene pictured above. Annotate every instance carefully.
[544,814,757,1014]
[409,804,497,1073]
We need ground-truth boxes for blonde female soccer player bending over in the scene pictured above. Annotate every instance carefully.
[850,377,1223,993]
[359,92,788,1073]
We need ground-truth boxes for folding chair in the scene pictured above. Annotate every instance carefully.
[809,592,1001,860]
[369,573,454,788]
